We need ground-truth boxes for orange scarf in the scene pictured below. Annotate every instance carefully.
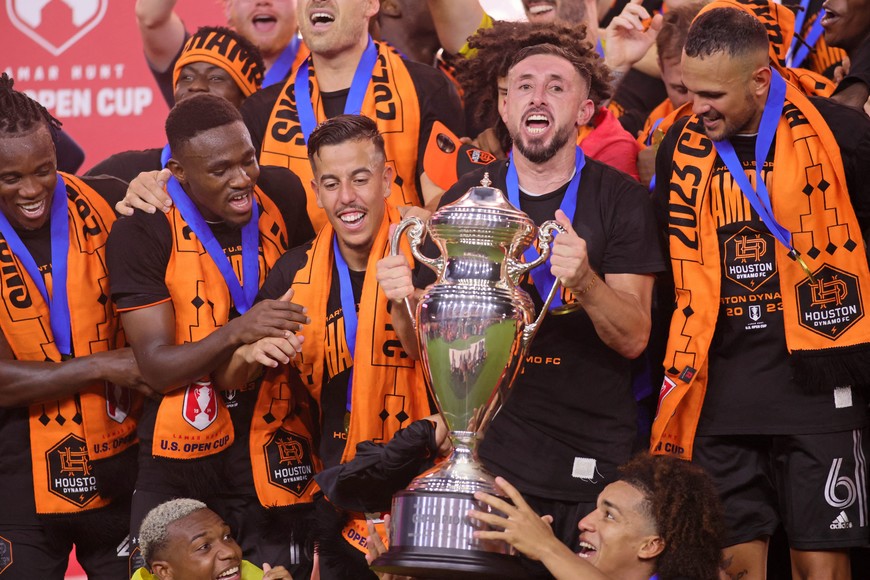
[652,81,870,461]
[151,187,288,460]
[639,99,676,146]
[259,42,422,231]
[0,173,140,515]
[698,0,835,97]
[290,204,431,464]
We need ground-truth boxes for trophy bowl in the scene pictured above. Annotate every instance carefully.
[371,175,562,578]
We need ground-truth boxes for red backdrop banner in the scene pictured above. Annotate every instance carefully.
[2,0,223,172]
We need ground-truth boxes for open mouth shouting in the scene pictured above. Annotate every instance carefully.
[309,9,336,30]
[523,110,552,137]
[252,12,278,33]
[577,539,598,560]
[525,1,557,17]
[820,4,840,30]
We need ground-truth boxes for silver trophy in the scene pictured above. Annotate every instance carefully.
[372,175,562,578]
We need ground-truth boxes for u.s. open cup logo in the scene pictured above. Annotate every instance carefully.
[7,0,108,56]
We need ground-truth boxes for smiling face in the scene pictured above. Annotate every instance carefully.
[297,0,379,58]
[173,62,246,108]
[168,121,260,228]
[151,509,243,580]
[521,0,586,23]
[311,138,392,270]
[225,0,299,63]
[502,52,594,164]
[822,0,870,52]
[576,481,662,577]
[0,123,58,231]
[680,50,768,142]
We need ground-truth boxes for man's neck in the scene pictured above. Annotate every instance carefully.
[310,35,371,93]
[514,144,578,195]
[336,238,368,272]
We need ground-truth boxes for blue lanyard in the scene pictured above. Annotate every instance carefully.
[263,36,301,88]
[791,14,826,69]
[0,176,72,357]
[646,117,665,192]
[164,175,260,313]
[506,146,585,309]
[333,236,358,413]
[294,36,379,144]
[712,68,814,282]
[787,0,812,67]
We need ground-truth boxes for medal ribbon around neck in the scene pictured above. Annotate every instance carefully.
[294,36,379,144]
[506,146,585,310]
[263,36,301,88]
[0,176,72,357]
[161,146,261,313]
[332,236,358,419]
[712,68,815,282]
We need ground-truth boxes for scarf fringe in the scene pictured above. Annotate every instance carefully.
[791,343,870,393]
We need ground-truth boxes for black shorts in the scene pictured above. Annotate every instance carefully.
[0,498,131,580]
[693,429,869,550]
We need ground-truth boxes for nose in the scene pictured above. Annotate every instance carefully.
[691,94,709,117]
[229,165,253,188]
[187,74,209,94]
[578,511,597,533]
[337,181,357,205]
[18,175,46,200]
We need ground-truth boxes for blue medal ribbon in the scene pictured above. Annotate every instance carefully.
[294,36,379,144]
[333,236,358,415]
[791,14,826,70]
[505,146,585,309]
[0,176,72,357]
[263,36,301,88]
[164,175,260,313]
[712,68,814,282]
[786,0,812,67]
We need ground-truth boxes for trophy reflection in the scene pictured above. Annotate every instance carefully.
[372,175,562,578]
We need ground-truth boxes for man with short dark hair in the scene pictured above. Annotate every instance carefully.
[652,6,870,578]
[381,38,665,578]
[106,93,315,573]
[0,73,151,580]
[133,498,293,580]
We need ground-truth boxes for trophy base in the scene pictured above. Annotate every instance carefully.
[372,546,526,579]
[371,487,526,579]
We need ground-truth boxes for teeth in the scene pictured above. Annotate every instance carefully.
[529,4,554,14]
[578,541,595,550]
[217,566,239,579]
[20,201,43,210]
[311,12,335,23]
[339,211,364,224]
[528,114,548,122]
[229,193,247,202]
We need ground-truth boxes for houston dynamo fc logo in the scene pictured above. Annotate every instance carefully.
[264,429,315,497]
[797,264,864,339]
[46,433,99,507]
[7,0,108,56]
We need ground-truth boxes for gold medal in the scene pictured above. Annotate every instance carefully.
[343,411,351,434]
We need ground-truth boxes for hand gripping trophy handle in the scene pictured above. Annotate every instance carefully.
[389,215,442,328]
[506,219,565,347]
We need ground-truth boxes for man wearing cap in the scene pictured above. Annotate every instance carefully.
[87,26,266,184]
[136,0,306,106]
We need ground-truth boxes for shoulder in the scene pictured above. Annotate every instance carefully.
[580,157,647,199]
[441,160,510,206]
[241,83,285,126]
[260,240,315,301]
[85,149,162,182]
[76,174,129,209]
[108,209,171,246]
[808,96,870,153]
[257,165,307,201]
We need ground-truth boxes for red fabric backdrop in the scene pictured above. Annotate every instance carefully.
[2,0,222,172]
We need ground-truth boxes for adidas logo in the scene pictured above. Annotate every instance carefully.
[830,511,853,530]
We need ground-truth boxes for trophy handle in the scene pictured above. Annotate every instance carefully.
[516,220,565,347]
[390,216,443,328]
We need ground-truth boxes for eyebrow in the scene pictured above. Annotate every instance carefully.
[319,168,372,181]
[602,499,623,516]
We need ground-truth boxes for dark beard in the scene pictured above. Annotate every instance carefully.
[513,122,576,164]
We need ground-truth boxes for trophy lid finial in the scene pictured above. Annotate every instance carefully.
[480,172,491,188]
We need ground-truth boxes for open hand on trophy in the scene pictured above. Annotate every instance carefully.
[366,515,414,580]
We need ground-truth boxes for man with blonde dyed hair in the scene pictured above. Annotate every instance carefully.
[134,499,293,580]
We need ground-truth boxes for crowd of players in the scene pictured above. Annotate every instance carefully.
[1,0,869,579]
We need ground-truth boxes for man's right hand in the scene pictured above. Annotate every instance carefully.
[116,168,174,216]
[376,253,415,305]
[604,0,663,74]
[226,288,310,345]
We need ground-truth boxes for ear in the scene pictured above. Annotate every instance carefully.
[150,560,172,580]
[166,159,185,185]
[576,98,596,128]
[752,66,772,98]
[382,164,394,199]
[366,0,381,20]
[637,535,666,561]
[311,179,324,209]
[380,0,402,18]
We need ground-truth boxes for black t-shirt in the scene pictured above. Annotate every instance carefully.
[654,97,870,435]
[834,35,870,98]
[418,159,665,501]
[613,69,669,139]
[240,53,465,193]
[85,148,163,183]
[0,175,126,525]
[258,246,367,468]
[104,167,312,494]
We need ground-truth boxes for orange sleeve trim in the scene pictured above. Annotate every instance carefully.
[116,297,172,313]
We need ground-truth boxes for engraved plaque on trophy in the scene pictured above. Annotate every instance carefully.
[372,175,562,578]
